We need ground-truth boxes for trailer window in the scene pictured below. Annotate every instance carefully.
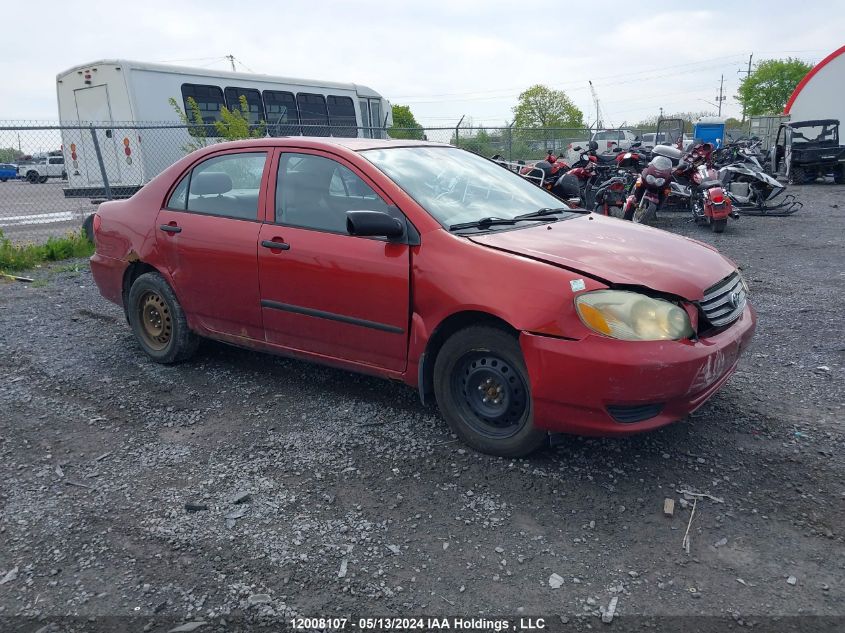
[296,93,330,137]
[327,95,357,137]
[181,84,225,136]
[264,91,300,136]
[224,87,265,126]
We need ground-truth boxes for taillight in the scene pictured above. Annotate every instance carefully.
[710,189,725,203]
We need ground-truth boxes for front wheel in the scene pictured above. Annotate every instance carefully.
[127,272,199,364]
[433,326,546,457]
[711,218,727,233]
[27,172,38,183]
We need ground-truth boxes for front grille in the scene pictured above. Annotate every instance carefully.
[700,271,747,328]
[607,403,665,423]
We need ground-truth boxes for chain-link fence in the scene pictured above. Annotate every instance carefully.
[0,121,642,243]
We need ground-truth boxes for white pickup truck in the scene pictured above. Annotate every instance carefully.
[565,129,638,163]
[17,155,66,183]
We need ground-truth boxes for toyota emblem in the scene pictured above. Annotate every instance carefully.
[729,290,742,309]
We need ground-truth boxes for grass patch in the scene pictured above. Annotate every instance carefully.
[0,229,94,272]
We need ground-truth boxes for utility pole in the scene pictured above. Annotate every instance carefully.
[738,53,753,122]
[226,54,236,72]
[715,74,726,117]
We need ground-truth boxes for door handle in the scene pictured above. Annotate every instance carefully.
[159,224,181,233]
[261,239,290,251]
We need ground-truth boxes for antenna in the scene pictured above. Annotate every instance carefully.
[226,54,236,72]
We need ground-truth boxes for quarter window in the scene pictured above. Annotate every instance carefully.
[185,152,267,220]
[223,87,265,125]
[181,84,225,136]
[276,153,390,232]
[166,174,190,210]
[327,95,357,137]
[264,90,300,136]
[296,93,330,137]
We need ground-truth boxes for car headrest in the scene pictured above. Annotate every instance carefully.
[191,172,232,195]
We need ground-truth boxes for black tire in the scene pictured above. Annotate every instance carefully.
[433,325,546,457]
[711,218,727,233]
[27,171,38,183]
[82,213,95,243]
[127,272,199,364]
[38,175,48,184]
[61,170,67,180]
[0,178,7,182]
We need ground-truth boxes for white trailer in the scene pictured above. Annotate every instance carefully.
[56,59,393,197]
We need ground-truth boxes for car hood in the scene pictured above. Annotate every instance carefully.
[468,214,735,301]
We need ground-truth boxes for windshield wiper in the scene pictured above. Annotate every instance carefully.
[512,207,572,220]
[449,216,518,230]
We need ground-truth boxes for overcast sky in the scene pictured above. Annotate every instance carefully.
[2,0,842,127]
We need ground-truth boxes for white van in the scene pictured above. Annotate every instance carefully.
[56,59,393,197]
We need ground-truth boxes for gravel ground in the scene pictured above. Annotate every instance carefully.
[1,184,843,632]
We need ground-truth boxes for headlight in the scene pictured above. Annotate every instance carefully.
[575,290,694,341]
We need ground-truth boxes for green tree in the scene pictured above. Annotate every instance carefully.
[736,58,812,116]
[0,147,23,163]
[512,85,583,129]
[389,104,424,140]
[169,95,266,153]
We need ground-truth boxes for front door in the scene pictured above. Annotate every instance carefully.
[156,149,269,340]
[258,150,410,372]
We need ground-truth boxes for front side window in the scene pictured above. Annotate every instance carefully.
[276,153,389,232]
[49,157,65,164]
[223,87,265,125]
[181,84,225,136]
[185,152,267,220]
[362,146,575,231]
[297,93,329,137]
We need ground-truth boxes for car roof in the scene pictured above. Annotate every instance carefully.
[197,137,451,153]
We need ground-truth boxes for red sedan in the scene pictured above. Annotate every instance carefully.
[90,138,756,457]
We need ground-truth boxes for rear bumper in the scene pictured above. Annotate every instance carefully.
[90,252,129,308]
[520,302,756,436]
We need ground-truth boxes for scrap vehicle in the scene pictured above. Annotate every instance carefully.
[768,119,845,184]
[89,137,756,457]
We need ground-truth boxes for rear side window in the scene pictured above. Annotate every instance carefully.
[327,95,357,137]
[181,84,225,136]
[264,90,300,136]
[184,152,267,220]
[297,93,329,137]
[49,157,64,165]
[223,87,265,125]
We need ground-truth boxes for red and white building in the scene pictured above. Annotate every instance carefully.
[784,44,845,123]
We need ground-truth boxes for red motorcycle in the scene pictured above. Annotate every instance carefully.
[518,149,570,191]
[550,142,603,208]
[622,155,674,224]
[672,142,735,233]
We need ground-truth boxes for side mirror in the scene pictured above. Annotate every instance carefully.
[346,210,405,239]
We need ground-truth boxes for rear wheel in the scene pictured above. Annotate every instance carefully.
[127,272,199,364]
[711,219,727,233]
[38,175,48,184]
[433,326,546,457]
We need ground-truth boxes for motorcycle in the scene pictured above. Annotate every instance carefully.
[550,142,602,208]
[622,155,674,224]
[671,142,736,233]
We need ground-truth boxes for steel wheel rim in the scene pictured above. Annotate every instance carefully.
[138,291,172,351]
[451,352,529,439]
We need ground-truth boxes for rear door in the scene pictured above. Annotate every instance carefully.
[155,149,269,340]
[73,85,121,185]
[257,149,410,371]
